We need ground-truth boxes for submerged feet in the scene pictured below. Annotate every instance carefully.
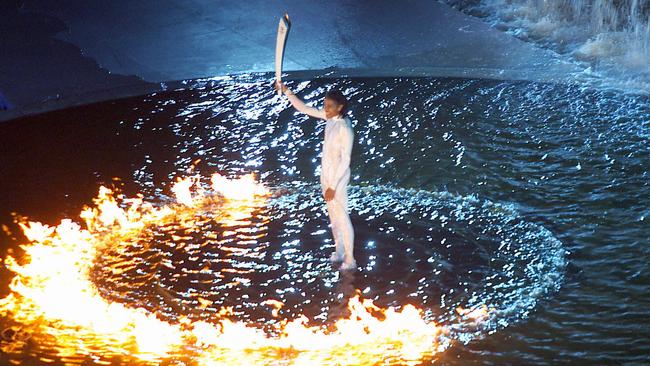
[330,251,343,262]
[330,237,356,270]
[330,251,357,271]
[339,259,357,271]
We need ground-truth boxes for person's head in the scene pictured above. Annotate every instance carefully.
[324,89,348,119]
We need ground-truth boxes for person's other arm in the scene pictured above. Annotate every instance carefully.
[277,82,326,120]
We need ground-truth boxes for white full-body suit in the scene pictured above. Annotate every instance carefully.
[320,116,355,264]
[285,91,356,267]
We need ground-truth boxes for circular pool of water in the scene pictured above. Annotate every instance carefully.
[0,74,647,365]
[93,182,565,343]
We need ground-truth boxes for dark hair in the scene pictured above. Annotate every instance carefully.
[325,89,348,115]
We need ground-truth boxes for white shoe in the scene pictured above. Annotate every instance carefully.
[339,260,357,271]
[330,252,343,262]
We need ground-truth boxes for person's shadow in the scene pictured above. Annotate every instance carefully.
[326,269,358,322]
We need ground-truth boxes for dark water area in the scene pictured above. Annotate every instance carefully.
[0,74,648,364]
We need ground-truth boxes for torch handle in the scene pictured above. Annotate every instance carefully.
[275,13,291,95]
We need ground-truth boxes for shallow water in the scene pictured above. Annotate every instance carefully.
[0,75,648,364]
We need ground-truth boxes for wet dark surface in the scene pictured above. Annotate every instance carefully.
[0,75,648,364]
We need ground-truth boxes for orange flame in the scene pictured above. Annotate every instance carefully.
[456,305,492,323]
[0,173,446,365]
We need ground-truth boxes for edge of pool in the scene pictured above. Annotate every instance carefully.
[0,66,575,124]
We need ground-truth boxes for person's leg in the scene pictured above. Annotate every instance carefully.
[335,203,355,268]
[333,187,355,270]
[326,200,345,261]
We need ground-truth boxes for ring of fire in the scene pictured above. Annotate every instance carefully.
[0,172,565,365]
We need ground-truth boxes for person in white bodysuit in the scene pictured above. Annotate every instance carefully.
[275,81,356,271]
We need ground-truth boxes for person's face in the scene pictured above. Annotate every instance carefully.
[324,97,343,119]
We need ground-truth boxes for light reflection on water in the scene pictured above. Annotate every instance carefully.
[0,73,648,364]
[87,179,565,363]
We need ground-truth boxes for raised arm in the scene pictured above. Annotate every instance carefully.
[277,81,326,120]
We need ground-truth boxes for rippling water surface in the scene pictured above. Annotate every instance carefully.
[0,75,648,365]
